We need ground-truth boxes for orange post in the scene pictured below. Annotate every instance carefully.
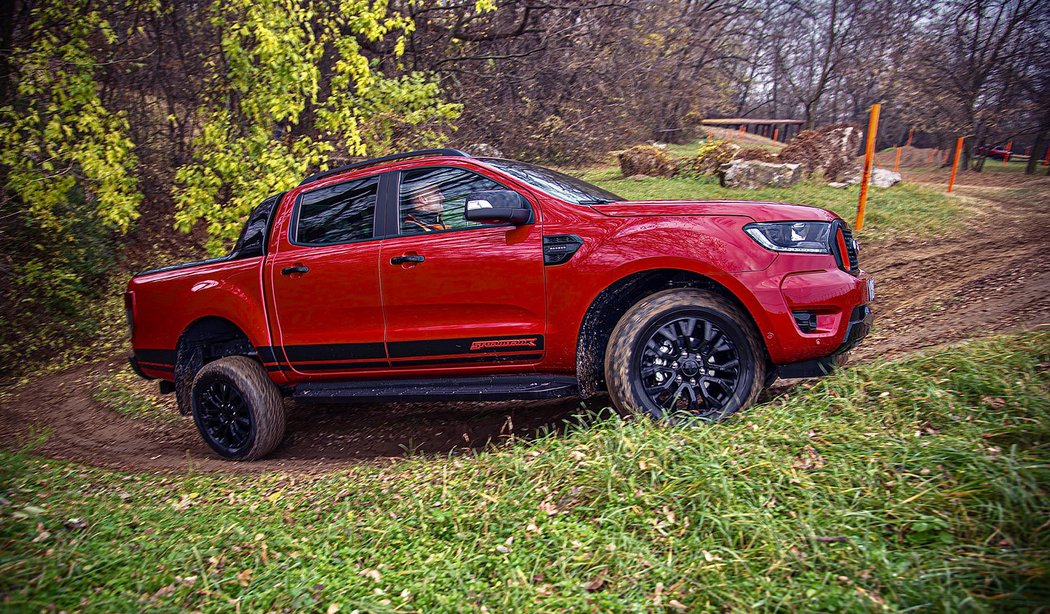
[906,129,914,147]
[927,148,936,164]
[739,125,746,135]
[1003,140,1012,165]
[855,103,881,231]
[893,146,902,172]
[773,127,779,142]
[947,136,965,193]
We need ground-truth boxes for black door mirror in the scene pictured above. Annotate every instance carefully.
[464,190,532,225]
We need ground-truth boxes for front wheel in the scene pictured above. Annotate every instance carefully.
[190,356,286,460]
[604,288,766,422]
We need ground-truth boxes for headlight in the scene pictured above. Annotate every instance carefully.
[744,221,831,254]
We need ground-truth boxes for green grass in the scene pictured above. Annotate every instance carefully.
[578,168,966,239]
[93,365,182,427]
[2,333,1049,611]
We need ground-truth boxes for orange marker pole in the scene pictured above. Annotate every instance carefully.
[947,135,965,193]
[906,129,914,147]
[739,125,746,135]
[927,148,936,164]
[893,146,902,172]
[855,103,881,231]
[773,127,779,142]
[1003,140,1012,165]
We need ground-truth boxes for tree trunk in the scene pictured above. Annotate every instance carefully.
[1027,132,1048,175]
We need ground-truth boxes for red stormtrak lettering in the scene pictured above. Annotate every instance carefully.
[470,338,538,351]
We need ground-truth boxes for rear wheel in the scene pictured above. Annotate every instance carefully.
[604,288,765,422]
[190,356,285,460]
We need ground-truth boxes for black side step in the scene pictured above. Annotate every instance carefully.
[293,374,579,403]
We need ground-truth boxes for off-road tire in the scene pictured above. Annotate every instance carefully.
[604,288,766,422]
[190,356,285,461]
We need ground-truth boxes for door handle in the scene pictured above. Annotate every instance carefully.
[390,255,425,265]
[281,265,309,276]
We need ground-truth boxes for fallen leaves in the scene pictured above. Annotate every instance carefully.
[584,576,605,592]
[792,445,826,471]
[236,569,253,587]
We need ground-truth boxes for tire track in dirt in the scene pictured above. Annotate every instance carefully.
[2,178,1047,474]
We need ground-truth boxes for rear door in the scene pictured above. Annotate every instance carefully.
[379,165,547,372]
[267,173,390,375]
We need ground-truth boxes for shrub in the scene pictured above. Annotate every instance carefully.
[618,145,675,177]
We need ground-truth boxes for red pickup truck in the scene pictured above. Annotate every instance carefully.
[126,149,873,460]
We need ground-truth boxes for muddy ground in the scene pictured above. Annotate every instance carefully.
[2,172,1048,474]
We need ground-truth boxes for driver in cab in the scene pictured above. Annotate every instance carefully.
[403,184,450,233]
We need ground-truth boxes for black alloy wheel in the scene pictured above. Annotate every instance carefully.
[605,288,766,422]
[638,314,742,418]
[194,376,254,455]
[190,355,286,461]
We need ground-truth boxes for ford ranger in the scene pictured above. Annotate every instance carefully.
[126,149,873,460]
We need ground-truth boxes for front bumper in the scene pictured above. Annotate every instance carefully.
[775,304,873,378]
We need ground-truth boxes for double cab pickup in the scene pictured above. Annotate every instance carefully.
[126,149,873,460]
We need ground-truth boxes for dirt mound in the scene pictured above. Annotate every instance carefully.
[779,125,862,180]
[736,147,778,162]
[618,145,675,177]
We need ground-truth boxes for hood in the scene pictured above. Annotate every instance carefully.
[591,199,839,222]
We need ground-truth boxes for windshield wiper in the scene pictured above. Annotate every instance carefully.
[577,198,619,205]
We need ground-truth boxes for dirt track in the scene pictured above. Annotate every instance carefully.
[2,174,1048,474]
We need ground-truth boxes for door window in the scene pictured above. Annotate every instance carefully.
[399,167,506,235]
[295,176,379,245]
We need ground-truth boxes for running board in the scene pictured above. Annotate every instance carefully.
[292,375,579,403]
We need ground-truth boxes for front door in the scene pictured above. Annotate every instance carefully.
[268,173,388,375]
[379,165,547,371]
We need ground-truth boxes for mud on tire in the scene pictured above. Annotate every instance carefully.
[604,288,766,422]
[190,356,285,461]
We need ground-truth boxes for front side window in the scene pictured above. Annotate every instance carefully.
[295,176,379,245]
[399,167,505,235]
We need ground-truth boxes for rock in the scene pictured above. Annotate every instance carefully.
[466,143,504,157]
[827,181,850,189]
[618,145,675,178]
[779,125,862,180]
[718,160,802,189]
[869,168,902,188]
[838,167,902,188]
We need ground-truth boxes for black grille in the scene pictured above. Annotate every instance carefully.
[841,227,860,274]
[830,222,860,276]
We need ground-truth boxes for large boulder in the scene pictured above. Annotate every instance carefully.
[618,145,675,178]
[832,167,902,188]
[719,160,802,189]
[779,125,862,180]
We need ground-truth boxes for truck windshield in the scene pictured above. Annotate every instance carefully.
[480,159,623,205]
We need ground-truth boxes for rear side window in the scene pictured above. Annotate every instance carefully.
[295,176,379,245]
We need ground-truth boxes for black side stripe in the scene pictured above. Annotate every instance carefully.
[283,342,387,362]
[389,354,542,367]
[388,335,544,358]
